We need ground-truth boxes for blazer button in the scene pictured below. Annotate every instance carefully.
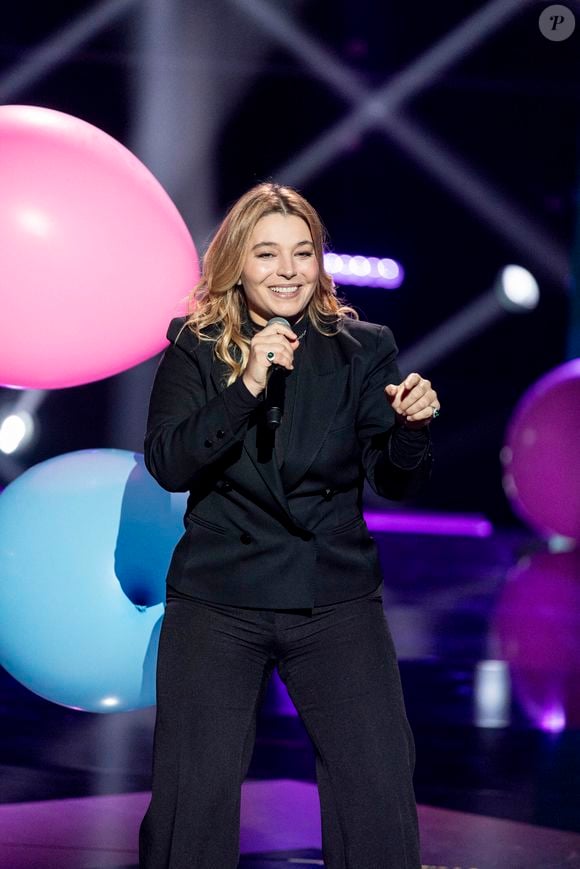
[323,488,334,501]
[204,438,213,447]
[216,429,225,439]
[240,532,252,545]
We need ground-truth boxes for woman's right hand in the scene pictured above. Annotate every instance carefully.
[242,321,299,397]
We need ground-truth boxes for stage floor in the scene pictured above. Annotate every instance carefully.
[1,781,580,869]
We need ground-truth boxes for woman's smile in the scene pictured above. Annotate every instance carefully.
[268,284,302,297]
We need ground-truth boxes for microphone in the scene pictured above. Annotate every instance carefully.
[265,316,291,430]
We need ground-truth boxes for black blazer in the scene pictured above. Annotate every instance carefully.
[144,316,432,608]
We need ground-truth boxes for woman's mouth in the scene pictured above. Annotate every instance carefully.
[269,285,301,297]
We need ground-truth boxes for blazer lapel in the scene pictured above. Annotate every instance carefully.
[282,325,350,490]
[209,354,293,523]
[242,415,293,520]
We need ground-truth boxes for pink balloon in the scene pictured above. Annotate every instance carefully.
[502,359,580,540]
[0,105,197,389]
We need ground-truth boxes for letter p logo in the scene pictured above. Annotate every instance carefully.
[539,5,576,41]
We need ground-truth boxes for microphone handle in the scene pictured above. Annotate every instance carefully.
[264,318,291,431]
[266,407,282,430]
[265,364,285,430]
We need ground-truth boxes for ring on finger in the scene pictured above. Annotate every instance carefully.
[431,405,440,419]
[266,350,275,362]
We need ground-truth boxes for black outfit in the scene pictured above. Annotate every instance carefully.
[140,314,432,868]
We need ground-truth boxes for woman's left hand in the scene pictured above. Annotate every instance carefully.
[385,373,440,430]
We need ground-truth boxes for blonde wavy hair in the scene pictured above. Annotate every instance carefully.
[183,182,358,386]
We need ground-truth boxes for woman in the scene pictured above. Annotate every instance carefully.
[140,182,439,869]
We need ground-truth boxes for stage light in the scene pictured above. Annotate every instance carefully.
[0,390,44,460]
[0,411,34,455]
[496,264,540,311]
[324,252,404,288]
[474,659,511,728]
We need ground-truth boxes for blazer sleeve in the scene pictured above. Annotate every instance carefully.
[144,319,260,492]
[356,325,433,500]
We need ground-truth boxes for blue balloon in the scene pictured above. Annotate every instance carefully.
[0,450,186,712]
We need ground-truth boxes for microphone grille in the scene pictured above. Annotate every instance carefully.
[266,316,291,329]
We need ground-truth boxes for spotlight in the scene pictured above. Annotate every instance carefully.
[496,265,539,311]
[324,252,404,289]
[0,410,35,454]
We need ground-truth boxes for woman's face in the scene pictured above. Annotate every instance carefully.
[239,212,319,326]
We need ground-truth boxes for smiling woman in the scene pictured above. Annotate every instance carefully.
[140,181,440,869]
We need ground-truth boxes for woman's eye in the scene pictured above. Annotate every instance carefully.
[258,252,274,258]
[297,251,313,257]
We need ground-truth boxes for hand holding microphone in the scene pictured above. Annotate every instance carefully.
[242,316,299,398]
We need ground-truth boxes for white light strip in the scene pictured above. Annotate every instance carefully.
[324,253,404,289]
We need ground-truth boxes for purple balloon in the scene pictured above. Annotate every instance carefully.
[492,550,580,729]
[502,359,580,539]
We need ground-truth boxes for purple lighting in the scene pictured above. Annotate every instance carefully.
[324,252,404,288]
[363,510,493,537]
[540,706,566,734]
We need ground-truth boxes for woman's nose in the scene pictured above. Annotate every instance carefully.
[277,256,297,278]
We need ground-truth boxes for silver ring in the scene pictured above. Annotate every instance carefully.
[431,406,440,419]
[266,351,275,361]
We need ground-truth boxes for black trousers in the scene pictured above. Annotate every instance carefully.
[139,583,421,869]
